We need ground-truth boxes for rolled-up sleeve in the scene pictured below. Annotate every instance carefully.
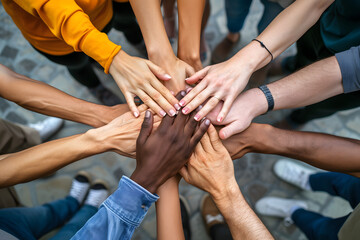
[335,46,360,93]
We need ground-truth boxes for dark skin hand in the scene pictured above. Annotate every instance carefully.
[131,91,210,193]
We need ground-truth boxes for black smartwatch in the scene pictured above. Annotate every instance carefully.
[258,85,274,112]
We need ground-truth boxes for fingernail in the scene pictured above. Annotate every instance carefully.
[179,100,186,106]
[160,110,166,117]
[134,111,139,118]
[182,107,189,114]
[181,91,186,97]
[194,114,201,121]
[169,109,176,116]
[205,119,210,125]
[197,105,203,111]
[186,88,192,93]
[185,78,189,81]
[174,103,181,110]
[145,110,150,118]
[171,91,175,96]
[164,74,172,79]
[217,116,223,122]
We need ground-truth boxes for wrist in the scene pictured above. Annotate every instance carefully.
[211,179,243,210]
[241,88,269,119]
[233,41,271,72]
[210,177,239,202]
[130,168,162,193]
[82,128,110,154]
[147,44,176,65]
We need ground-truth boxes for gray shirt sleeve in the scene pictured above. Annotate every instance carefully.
[335,46,360,93]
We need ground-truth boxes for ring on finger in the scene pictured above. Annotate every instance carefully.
[213,96,221,101]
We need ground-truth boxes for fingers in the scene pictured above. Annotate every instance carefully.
[190,118,211,148]
[180,86,210,114]
[137,110,153,146]
[150,79,180,111]
[137,89,167,117]
[157,112,175,133]
[178,166,189,182]
[143,85,177,117]
[185,66,210,85]
[216,96,236,123]
[193,96,220,121]
[185,65,196,77]
[184,106,202,136]
[198,130,213,153]
[207,124,223,149]
[146,60,172,82]
[219,120,246,140]
[125,92,140,117]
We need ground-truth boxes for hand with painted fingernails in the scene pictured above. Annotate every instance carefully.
[130,93,211,193]
[178,56,253,123]
[109,50,180,118]
[206,88,268,139]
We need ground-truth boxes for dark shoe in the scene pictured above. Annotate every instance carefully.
[211,35,240,64]
[180,195,191,240]
[89,84,123,106]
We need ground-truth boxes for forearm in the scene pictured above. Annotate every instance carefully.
[156,177,184,240]
[269,56,343,109]
[177,0,205,69]
[0,65,127,127]
[129,0,175,63]
[233,0,334,72]
[212,179,273,239]
[262,126,360,176]
[0,129,107,187]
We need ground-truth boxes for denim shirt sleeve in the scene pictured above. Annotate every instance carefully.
[71,176,159,240]
[335,45,360,93]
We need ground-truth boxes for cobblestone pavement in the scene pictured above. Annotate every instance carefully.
[1,1,359,239]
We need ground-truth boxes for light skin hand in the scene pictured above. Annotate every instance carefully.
[179,124,235,196]
[130,98,210,193]
[179,56,253,123]
[207,88,268,139]
[109,50,179,118]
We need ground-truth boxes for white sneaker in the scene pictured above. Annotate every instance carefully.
[256,197,308,225]
[274,160,316,190]
[28,117,64,141]
[84,180,109,208]
[69,171,91,204]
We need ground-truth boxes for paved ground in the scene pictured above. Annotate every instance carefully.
[0,0,359,239]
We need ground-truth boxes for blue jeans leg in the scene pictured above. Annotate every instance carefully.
[225,0,252,33]
[0,196,79,240]
[309,172,360,208]
[292,209,350,240]
[50,205,97,240]
[258,0,283,33]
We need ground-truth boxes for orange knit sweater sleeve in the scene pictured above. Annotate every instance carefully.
[13,0,121,73]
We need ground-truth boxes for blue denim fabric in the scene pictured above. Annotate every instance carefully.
[0,196,79,240]
[225,0,283,34]
[51,205,97,240]
[291,172,360,240]
[72,176,159,240]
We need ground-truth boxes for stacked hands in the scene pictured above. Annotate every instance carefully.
[125,91,242,198]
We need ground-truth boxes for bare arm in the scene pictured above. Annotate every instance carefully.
[0,64,128,128]
[180,0,334,123]
[129,0,195,92]
[224,124,360,177]
[177,0,205,71]
[181,125,273,239]
[0,109,157,187]
[156,177,184,240]
[207,55,343,139]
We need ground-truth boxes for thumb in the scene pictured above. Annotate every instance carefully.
[137,111,153,146]
[146,61,172,81]
[179,166,189,183]
[219,120,245,140]
[185,66,210,85]
[185,64,196,77]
